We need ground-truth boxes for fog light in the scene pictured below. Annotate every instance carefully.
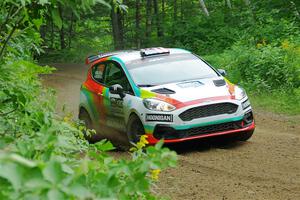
[243,111,254,126]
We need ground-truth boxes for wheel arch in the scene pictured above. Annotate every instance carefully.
[78,104,92,119]
[126,110,146,142]
[126,109,142,124]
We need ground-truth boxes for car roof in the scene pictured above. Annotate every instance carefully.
[116,48,190,64]
[91,48,191,67]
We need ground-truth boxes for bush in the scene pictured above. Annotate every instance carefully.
[0,61,177,199]
[206,40,300,93]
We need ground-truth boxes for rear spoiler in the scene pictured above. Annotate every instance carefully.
[85,53,116,64]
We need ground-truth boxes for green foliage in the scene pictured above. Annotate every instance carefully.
[206,40,300,92]
[205,37,300,115]
[0,59,177,199]
[1,1,177,199]
[0,0,110,60]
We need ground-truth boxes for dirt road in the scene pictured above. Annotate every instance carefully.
[43,63,300,200]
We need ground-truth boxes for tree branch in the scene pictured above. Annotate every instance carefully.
[0,15,25,59]
[0,6,14,33]
[0,108,17,117]
[199,0,209,17]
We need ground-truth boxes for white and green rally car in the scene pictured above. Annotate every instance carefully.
[79,48,255,145]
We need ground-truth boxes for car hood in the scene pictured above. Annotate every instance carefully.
[141,78,232,102]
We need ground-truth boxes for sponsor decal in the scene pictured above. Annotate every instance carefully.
[146,114,173,122]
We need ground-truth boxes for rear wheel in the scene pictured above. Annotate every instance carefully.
[236,130,254,141]
[78,108,101,143]
[126,114,145,144]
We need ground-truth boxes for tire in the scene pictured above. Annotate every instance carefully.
[78,108,101,143]
[236,130,254,141]
[126,114,145,144]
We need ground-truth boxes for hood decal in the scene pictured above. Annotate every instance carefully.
[138,78,236,109]
[224,78,236,97]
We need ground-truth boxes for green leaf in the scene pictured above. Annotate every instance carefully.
[38,0,49,5]
[96,0,111,9]
[94,139,115,151]
[155,140,164,150]
[0,163,24,191]
[51,9,62,29]
[20,0,26,6]
[9,154,37,168]
[69,184,91,199]
[32,18,43,30]
[47,189,64,200]
[42,161,64,184]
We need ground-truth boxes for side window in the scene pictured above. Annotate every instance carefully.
[91,63,105,83]
[104,62,133,94]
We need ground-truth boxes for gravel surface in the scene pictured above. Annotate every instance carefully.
[43,63,300,200]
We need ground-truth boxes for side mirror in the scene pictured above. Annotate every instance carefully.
[109,84,125,99]
[218,69,227,77]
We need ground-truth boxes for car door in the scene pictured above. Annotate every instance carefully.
[84,62,111,137]
[102,61,134,133]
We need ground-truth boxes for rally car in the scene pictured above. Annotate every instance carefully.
[79,47,255,145]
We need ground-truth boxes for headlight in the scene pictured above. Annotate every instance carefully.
[235,86,247,100]
[143,98,176,112]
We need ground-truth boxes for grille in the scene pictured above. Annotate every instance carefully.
[179,121,242,137]
[179,103,238,121]
[154,120,243,140]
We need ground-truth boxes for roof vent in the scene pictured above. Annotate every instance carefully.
[140,47,170,57]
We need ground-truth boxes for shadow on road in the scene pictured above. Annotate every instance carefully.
[164,135,248,154]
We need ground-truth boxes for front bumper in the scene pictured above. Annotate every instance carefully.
[144,106,255,144]
[140,96,255,144]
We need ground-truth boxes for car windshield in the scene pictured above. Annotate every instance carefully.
[127,53,219,86]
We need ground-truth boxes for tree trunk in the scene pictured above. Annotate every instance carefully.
[243,0,250,6]
[153,0,162,37]
[199,0,209,17]
[135,0,141,48]
[111,2,124,50]
[180,0,184,21]
[50,19,54,49]
[117,8,124,48]
[58,4,66,49]
[145,0,152,44]
[173,0,177,22]
[68,12,74,48]
[161,0,165,37]
[226,0,232,9]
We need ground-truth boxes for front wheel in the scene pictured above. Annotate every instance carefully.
[235,130,254,141]
[126,114,145,144]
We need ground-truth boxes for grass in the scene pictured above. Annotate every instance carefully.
[249,90,300,115]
